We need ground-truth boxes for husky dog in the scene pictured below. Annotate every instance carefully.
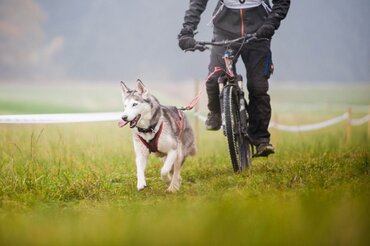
[118,80,196,192]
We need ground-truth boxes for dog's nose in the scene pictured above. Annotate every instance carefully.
[121,115,128,121]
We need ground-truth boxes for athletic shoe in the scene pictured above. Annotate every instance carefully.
[205,111,221,131]
[253,143,275,157]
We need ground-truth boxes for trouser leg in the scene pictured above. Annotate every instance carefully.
[241,41,272,145]
[206,34,226,113]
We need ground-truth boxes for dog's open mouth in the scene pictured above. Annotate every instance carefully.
[129,114,141,128]
[118,114,141,128]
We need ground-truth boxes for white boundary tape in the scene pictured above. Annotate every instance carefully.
[193,112,369,132]
[193,112,207,123]
[269,113,349,132]
[0,112,121,124]
[350,114,370,126]
[0,111,369,132]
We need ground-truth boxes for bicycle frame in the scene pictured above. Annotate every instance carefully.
[223,49,236,78]
[217,48,249,136]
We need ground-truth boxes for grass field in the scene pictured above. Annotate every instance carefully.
[0,82,369,245]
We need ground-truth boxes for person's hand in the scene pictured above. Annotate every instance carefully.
[178,36,196,51]
[256,23,275,39]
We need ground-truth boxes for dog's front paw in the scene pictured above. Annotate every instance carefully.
[137,181,147,191]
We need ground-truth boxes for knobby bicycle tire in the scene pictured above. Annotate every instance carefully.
[245,137,252,169]
[223,85,248,172]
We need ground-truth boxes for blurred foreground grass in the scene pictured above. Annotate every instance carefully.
[0,82,369,245]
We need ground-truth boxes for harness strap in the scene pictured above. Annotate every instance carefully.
[137,122,164,153]
[136,109,184,153]
[180,67,224,111]
[137,124,156,133]
[176,110,184,141]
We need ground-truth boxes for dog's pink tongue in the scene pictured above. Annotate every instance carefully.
[118,119,128,128]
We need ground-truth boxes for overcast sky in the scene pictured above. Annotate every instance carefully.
[0,0,369,83]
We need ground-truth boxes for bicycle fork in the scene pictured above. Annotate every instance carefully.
[237,76,248,135]
[218,75,249,137]
[218,77,226,135]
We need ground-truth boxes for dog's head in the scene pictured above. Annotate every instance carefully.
[118,80,151,128]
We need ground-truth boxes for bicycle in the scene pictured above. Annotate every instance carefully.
[189,34,266,172]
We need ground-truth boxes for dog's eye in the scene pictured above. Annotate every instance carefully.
[132,103,138,107]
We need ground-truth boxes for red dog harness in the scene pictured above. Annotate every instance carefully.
[136,110,184,153]
[137,122,164,153]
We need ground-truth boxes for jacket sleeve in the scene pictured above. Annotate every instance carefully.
[181,0,209,33]
[265,0,290,29]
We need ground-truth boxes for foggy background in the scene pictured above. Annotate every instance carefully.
[0,0,369,83]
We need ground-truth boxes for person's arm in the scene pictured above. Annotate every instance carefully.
[181,0,209,35]
[257,0,291,39]
[265,0,290,29]
[178,0,209,50]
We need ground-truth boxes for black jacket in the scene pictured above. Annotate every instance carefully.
[181,0,290,37]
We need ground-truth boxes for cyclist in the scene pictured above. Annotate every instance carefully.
[178,0,290,157]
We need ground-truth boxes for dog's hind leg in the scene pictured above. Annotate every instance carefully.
[167,150,184,193]
[161,149,177,183]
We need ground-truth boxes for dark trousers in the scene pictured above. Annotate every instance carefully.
[206,33,272,144]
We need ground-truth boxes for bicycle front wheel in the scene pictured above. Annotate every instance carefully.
[223,85,248,172]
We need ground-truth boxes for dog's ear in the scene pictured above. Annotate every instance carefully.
[137,79,148,97]
[120,81,131,97]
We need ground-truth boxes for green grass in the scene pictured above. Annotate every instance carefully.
[0,82,369,245]
[0,123,369,245]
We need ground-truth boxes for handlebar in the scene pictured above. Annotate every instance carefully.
[185,33,269,52]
